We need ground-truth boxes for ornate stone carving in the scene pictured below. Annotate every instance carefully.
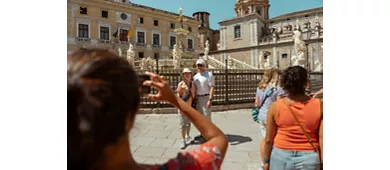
[314,60,323,72]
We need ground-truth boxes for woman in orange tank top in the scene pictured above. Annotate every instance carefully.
[263,66,323,170]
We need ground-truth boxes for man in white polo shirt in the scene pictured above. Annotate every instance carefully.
[193,59,215,141]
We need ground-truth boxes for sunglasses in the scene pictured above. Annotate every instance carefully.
[197,64,204,67]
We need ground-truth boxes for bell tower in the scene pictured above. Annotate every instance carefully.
[235,0,270,19]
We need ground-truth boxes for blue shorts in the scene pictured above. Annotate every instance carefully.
[270,146,320,170]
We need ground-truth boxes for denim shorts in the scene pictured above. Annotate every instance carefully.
[270,146,320,170]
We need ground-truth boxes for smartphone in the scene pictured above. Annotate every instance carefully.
[137,74,151,94]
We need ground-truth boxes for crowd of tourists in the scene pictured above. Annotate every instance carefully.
[68,49,323,170]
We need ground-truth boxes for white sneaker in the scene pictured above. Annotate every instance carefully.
[185,136,192,144]
[180,140,186,149]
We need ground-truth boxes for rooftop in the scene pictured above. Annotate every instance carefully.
[130,3,197,21]
[269,7,323,21]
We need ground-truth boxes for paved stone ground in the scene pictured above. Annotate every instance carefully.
[129,109,263,170]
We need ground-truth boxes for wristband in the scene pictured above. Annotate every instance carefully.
[263,157,270,164]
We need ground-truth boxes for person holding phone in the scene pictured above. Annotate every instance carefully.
[67,50,228,170]
[176,68,196,149]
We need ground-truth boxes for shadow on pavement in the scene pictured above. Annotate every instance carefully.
[226,134,252,145]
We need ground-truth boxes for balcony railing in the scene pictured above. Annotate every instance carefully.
[98,39,111,44]
[76,37,91,43]
[152,44,161,49]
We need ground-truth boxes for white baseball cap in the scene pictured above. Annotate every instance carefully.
[196,59,205,65]
[182,68,192,73]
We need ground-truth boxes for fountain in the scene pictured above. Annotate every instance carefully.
[171,6,198,68]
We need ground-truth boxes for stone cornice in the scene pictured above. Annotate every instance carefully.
[71,0,199,25]
[209,38,322,54]
[269,7,323,22]
[219,13,266,25]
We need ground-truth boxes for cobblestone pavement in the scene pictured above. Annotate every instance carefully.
[130,109,263,170]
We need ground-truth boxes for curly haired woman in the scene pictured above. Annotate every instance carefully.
[263,66,323,170]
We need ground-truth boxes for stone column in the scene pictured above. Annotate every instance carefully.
[254,21,258,45]
[71,7,77,37]
[250,22,253,44]
[273,47,277,67]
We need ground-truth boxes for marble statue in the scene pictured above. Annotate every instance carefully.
[315,16,321,30]
[172,44,178,60]
[140,58,147,70]
[292,29,306,62]
[118,47,122,57]
[217,40,221,50]
[277,26,283,34]
[314,60,323,72]
[172,44,182,69]
[264,58,271,69]
[294,19,300,31]
[126,43,135,66]
[146,56,154,70]
[204,40,210,60]
[258,51,264,69]
[179,6,183,16]
[291,55,301,67]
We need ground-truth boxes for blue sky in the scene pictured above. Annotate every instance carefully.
[130,0,323,30]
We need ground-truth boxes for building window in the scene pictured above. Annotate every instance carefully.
[78,24,89,38]
[170,36,176,47]
[188,27,192,32]
[187,39,193,49]
[137,32,145,44]
[154,20,159,26]
[281,53,288,59]
[80,7,87,15]
[234,25,241,38]
[257,10,261,15]
[305,15,309,17]
[100,27,109,40]
[170,23,175,29]
[138,52,144,58]
[101,10,108,18]
[153,34,160,45]
[138,17,143,24]
[120,29,128,41]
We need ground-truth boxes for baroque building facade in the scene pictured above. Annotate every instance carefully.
[67,0,201,60]
[204,0,323,71]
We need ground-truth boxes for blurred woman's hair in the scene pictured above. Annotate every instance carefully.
[67,50,140,170]
[258,67,280,90]
[280,66,308,95]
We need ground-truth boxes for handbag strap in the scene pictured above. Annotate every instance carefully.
[257,87,274,109]
[283,98,322,162]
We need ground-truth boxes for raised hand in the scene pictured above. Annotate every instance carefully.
[143,72,180,107]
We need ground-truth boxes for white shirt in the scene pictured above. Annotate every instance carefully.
[193,70,215,95]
